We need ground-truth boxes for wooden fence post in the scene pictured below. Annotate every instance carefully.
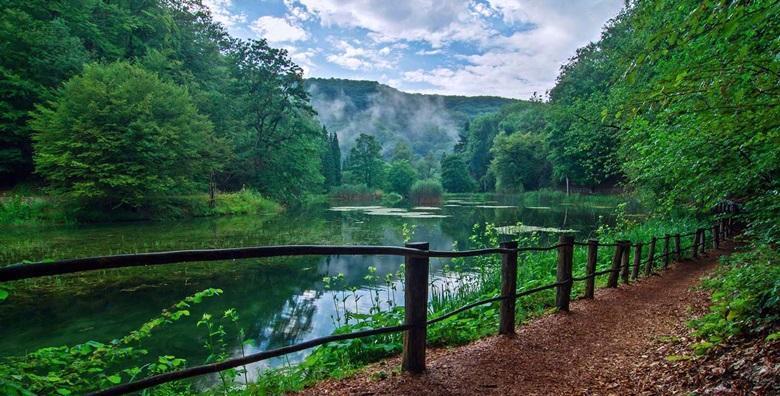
[607,242,622,288]
[402,242,429,373]
[556,235,574,311]
[645,237,656,276]
[632,243,642,280]
[499,241,518,335]
[584,239,598,299]
[663,234,670,269]
[712,224,719,249]
[674,234,681,261]
[692,231,699,259]
[620,241,631,284]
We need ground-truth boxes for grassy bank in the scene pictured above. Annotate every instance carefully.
[0,189,282,226]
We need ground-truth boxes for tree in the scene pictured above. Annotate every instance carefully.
[464,113,500,191]
[441,154,476,193]
[0,3,88,183]
[387,160,418,197]
[391,141,414,162]
[225,38,323,200]
[31,62,216,210]
[490,132,550,192]
[321,129,342,190]
[347,133,384,188]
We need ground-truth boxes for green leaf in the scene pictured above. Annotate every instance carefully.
[0,289,8,302]
[107,375,121,384]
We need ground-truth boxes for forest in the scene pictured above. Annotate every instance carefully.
[0,0,778,395]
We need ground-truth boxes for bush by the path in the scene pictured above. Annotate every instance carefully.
[690,246,780,354]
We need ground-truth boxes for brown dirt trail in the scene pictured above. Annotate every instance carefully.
[302,244,734,395]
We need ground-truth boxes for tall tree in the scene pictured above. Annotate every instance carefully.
[225,38,323,200]
[348,133,384,188]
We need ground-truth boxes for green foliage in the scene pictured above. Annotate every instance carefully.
[31,62,216,211]
[189,189,281,217]
[0,288,224,394]
[440,154,476,193]
[689,247,780,353]
[490,132,551,192]
[0,195,70,225]
[223,39,324,202]
[321,130,342,190]
[386,160,418,197]
[409,179,444,205]
[543,0,779,239]
[462,100,548,191]
[347,134,385,188]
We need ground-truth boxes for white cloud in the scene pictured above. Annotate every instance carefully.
[401,0,625,98]
[297,0,493,47]
[325,40,394,70]
[250,16,309,44]
[203,0,246,29]
[283,46,319,76]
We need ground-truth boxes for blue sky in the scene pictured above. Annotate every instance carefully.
[204,0,625,99]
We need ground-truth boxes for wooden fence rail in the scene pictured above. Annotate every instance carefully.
[0,221,734,396]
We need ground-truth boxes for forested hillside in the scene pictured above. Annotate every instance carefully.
[0,0,323,210]
[305,78,514,158]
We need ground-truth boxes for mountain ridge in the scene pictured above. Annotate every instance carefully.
[304,78,518,158]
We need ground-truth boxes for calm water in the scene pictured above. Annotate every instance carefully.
[0,193,633,382]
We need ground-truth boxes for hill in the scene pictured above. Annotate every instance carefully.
[304,78,516,158]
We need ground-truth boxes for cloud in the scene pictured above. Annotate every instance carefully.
[325,40,395,70]
[400,0,625,98]
[296,0,493,47]
[250,16,309,44]
[202,0,246,29]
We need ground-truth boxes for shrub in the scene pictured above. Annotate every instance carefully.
[409,179,443,205]
[690,246,780,352]
[31,62,216,212]
[189,189,281,217]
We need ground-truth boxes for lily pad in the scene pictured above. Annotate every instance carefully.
[496,225,576,234]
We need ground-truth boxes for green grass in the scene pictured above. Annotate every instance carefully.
[0,189,281,226]
[0,195,72,225]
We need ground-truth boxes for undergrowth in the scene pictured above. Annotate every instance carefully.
[689,246,780,355]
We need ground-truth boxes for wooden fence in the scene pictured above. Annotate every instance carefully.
[0,222,735,395]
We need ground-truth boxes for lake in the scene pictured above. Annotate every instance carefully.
[0,192,635,384]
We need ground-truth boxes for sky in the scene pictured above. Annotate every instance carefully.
[203,0,625,99]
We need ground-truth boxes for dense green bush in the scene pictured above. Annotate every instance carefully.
[31,62,216,212]
[409,179,443,205]
[690,247,780,353]
[386,160,417,197]
[189,189,281,217]
[440,154,476,193]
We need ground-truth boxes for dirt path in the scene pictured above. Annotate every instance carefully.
[303,244,734,395]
